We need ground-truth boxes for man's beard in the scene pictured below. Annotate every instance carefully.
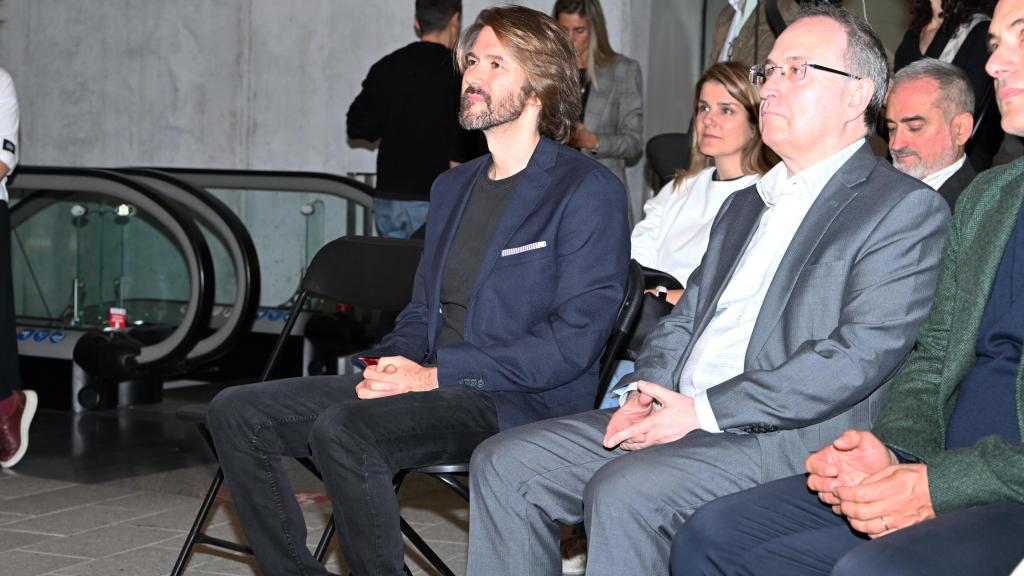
[891,150,929,179]
[891,147,957,180]
[460,85,528,131]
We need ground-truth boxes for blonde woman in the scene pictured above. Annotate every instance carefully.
[631,61,779,305]
[553,0,644,219]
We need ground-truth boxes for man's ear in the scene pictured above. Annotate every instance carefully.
[846,77,875,124]
[414,17,422,38]
[952,111,975,146]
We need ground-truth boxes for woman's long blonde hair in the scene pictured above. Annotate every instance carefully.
[674,61,779,189]
[552,0,618,90]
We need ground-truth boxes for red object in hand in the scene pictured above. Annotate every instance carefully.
[358,356,380,366]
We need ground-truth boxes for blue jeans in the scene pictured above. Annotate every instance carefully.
[208,375,498,576]
[374,199,430,239]
[671,473,1024,576]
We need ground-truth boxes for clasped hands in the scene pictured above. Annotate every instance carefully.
[602,381,699,451]
[355,356,438,399]
[806,429,935,538]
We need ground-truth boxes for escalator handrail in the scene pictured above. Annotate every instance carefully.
[8,166,216,372]
[147,167,376,234]
[117,168,261,368]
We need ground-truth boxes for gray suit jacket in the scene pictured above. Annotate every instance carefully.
[625,143,951,471]
[584,55,643,187]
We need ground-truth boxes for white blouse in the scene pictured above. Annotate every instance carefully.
[630,167,762,286]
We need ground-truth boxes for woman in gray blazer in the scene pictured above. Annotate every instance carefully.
[554,0,644,220]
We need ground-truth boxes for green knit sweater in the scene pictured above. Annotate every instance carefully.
[874,156,1024,514]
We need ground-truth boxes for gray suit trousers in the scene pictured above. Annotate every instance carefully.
[467,409,810,576]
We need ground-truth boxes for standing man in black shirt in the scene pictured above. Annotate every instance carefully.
[348,0,475,238]
[208,5,629,575]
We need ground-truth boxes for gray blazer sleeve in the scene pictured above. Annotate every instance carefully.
[590,56,643,164]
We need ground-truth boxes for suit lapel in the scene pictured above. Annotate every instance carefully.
[467,137,556,305]
[937,162,976,209]
[694,188,767,331]
[744,144,875,363]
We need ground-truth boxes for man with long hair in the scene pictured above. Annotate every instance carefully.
[208,5,628,575]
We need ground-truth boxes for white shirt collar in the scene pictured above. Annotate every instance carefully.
[757,139,866,207]
[921,155,967,191]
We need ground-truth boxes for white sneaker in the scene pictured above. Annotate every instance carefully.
[561,536,587,575]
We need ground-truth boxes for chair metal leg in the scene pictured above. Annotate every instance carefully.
[391,469,467,576]
[171,466,225,576]
[430,474,469,501]
[313,514,336,563]
[400,516,457,576]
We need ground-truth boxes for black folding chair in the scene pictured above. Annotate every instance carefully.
[173,248,643,576]
[171,235,424,575]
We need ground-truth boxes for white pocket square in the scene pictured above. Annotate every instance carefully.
[501,241,547,257]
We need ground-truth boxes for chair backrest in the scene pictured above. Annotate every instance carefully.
[646,132,692,191]
[260,235,423,381]
[303,236,424,311]
[595,260,646,404]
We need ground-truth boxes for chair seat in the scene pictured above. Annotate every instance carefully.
[411,462,469,475]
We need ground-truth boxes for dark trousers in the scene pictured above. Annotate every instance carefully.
[671,473,1024,576]
[0,202,20,400]
[207,374,498,576]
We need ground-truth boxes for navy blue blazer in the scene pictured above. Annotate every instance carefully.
[365,137,629,429]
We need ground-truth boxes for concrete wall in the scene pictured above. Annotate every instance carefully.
[0,1,655,311]
[0,1,649,176]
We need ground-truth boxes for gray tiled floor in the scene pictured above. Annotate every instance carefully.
[0,466,470,576]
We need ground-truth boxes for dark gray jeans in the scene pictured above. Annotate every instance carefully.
[208,374,498,576]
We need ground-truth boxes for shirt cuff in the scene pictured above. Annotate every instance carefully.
[614,382,639,406]
[887,445,924,464]
[693,390,722,433]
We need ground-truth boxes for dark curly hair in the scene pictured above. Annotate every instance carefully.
[908,0,997,36]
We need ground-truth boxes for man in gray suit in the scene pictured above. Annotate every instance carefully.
[466,6,951,576]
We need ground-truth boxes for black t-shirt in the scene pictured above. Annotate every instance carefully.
[435,167,521,348]
[347,41,486,201]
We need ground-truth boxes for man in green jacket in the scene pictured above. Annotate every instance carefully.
[669,0,1024,574]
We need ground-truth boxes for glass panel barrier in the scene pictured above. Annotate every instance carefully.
[9,168,213,368]
[152,170,374,315]
[12,191,189,331]
[118,169,260,367]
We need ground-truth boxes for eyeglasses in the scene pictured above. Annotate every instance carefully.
[749,60,861,86]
